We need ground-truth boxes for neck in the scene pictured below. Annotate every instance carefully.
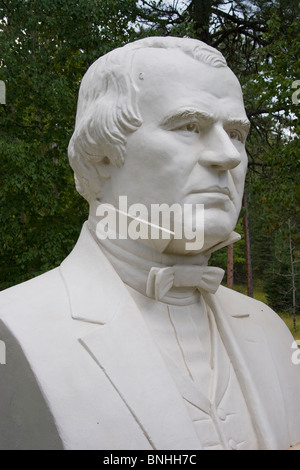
[88,200,241,260]
[87,202,241,305]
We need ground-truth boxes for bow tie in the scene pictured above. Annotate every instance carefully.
[146,265,225,301]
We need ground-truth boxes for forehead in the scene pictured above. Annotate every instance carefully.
[132,48,247,123]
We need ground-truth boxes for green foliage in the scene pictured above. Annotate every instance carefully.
[0,0,139,290]
[263,220,299,315]
[0,0,299,314]
[243,2,300,312]
[138,1,300,312]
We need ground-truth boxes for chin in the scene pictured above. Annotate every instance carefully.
[165,213,237,255]
[202,214,238,248]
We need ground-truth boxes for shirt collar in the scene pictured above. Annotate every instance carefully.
[87,214,241,305]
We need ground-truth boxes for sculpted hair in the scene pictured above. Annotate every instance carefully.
[68,37,227,202]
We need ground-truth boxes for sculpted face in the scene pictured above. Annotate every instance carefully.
[101,48,250,254]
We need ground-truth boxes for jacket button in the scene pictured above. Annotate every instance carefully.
[217,408,226,421]
[229,439,238,450]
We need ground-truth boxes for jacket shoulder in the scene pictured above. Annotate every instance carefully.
[217,285,285,323]
[0,267,68,323]
[217,286,300,447]
[0,268,69,449]
[0,267,73,354]
[216,285,296,346]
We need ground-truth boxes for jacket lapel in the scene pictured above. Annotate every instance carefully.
[60,223,202,450]
[60,223,289,450]
[205,291,289,450]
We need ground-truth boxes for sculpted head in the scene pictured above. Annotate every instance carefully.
[68,37,250,253]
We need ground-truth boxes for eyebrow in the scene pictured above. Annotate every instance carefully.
[161,107,251,133]
[224,118,251,134]
[160,108,215,127]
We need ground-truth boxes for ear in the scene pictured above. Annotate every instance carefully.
[98,155,113,179]
[84,156,115,201]
[73,156,113,203]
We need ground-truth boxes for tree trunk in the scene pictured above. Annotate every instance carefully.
[227,243,234,289]
[188,0,213,43]
[288,219,297,331]
[243,193,253,297]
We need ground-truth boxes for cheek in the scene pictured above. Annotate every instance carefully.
[126,128,196,176]
[231,153,248,192]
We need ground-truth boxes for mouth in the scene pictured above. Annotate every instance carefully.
[190,186,231,197]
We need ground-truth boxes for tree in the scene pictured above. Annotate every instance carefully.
[135,0,299,305]
[264,220,300,323]
[0,0,139,289]
[242,193,253,297]
[1,0,299,305]
[244,1,300,311]
[227,243,234,288]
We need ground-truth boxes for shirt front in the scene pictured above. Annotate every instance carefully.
[127,287,258,450]
[91,225,258,450]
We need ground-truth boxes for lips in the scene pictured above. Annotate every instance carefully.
[190,186,230,196]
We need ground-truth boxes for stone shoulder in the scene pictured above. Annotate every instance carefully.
[0,267,66,326]
[216,285,292,339]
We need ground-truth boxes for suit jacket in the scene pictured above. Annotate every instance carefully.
[0,222,300,450]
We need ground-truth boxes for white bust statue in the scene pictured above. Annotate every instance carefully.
[0,37,300,451]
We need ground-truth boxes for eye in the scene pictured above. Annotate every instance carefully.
[228,129,244,142]
[175,122,200,134]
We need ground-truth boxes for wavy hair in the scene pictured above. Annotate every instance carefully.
[68,37,227,202]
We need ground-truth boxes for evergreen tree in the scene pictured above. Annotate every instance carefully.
[0,0,138,289]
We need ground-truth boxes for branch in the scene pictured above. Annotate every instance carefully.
[140,0,183,19]
[211,6,267,31]
[212,26,267,48]
[247,161,270,167]
[247,108,270,117]
[0,1,10,11]
[247,108,286,118]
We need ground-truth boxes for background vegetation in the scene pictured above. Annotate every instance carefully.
[0,0,299,333]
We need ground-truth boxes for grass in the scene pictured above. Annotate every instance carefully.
[232,284,300,341]
[278,313,300,341]
[233,283,267,303]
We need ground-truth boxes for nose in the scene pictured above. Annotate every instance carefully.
[199,126,242,171]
